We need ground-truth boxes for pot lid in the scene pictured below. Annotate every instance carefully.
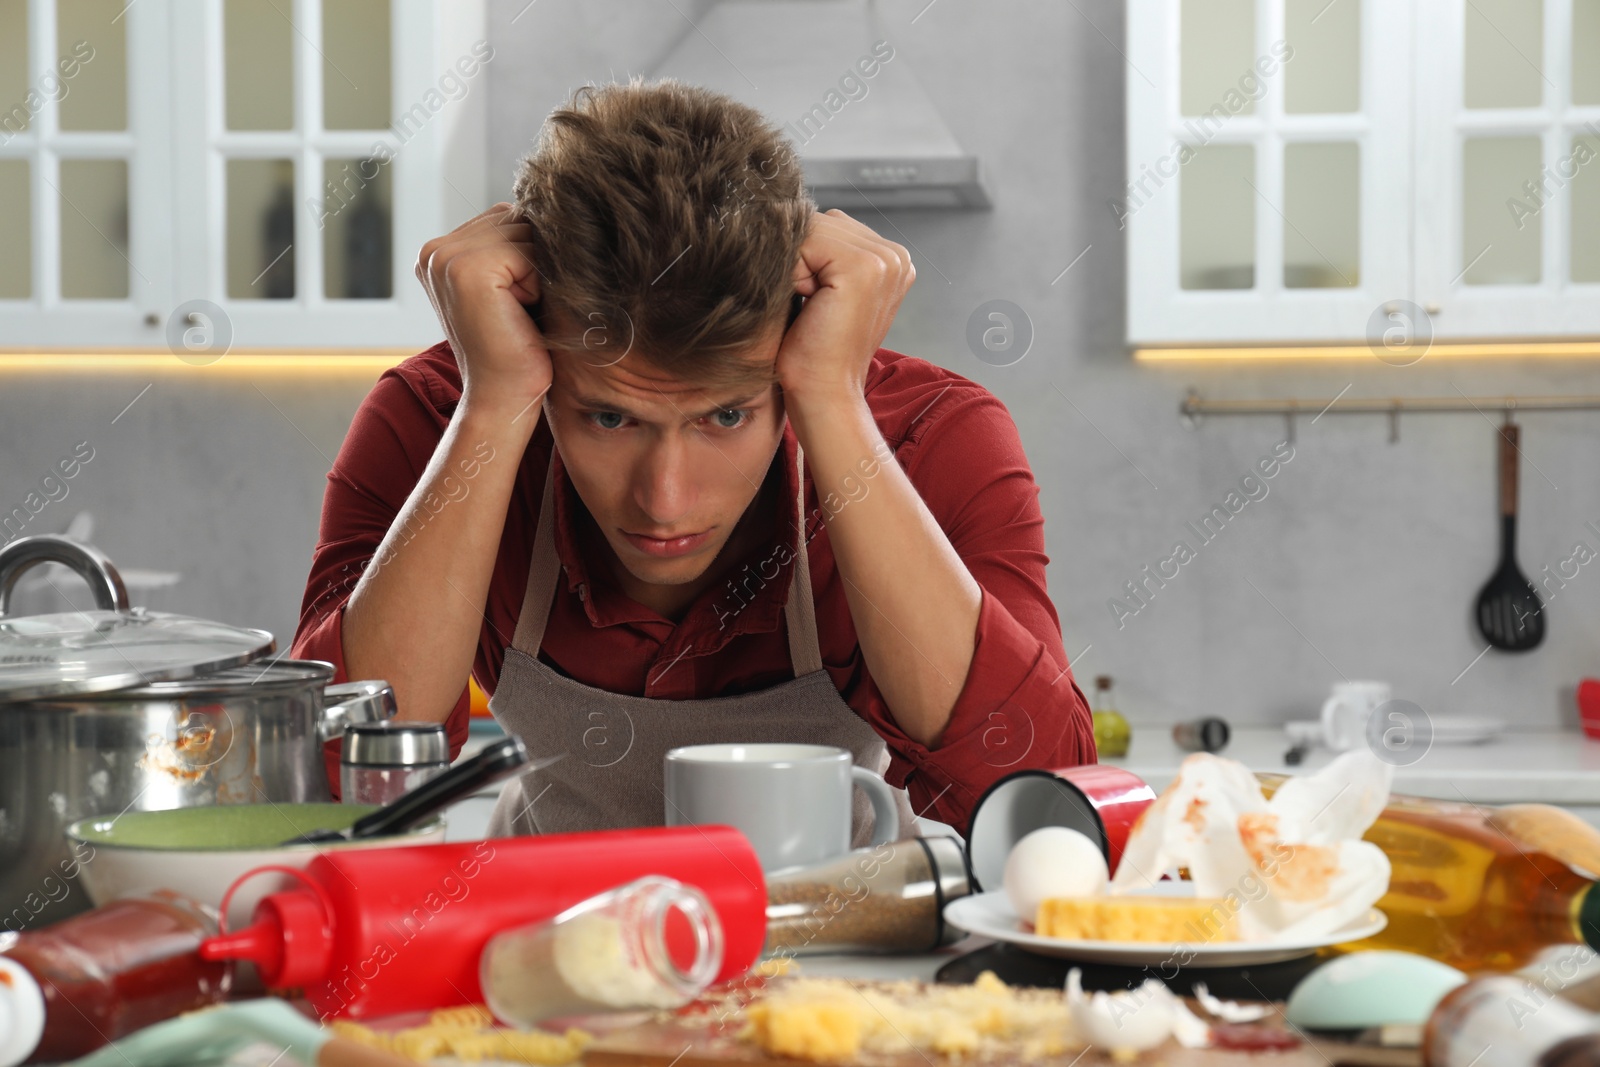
[0,535,275,702]
[110,657,333,699]
[0,608,275,702]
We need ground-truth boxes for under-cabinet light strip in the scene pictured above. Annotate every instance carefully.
[0,352,415,373]
[1136,343,1600,362]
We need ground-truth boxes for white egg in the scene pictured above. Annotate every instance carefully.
[1002,826,1110,923]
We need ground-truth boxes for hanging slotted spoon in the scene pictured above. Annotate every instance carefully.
[1474,419,1544,651]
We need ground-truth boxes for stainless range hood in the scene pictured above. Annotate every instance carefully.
[651,0,991,210]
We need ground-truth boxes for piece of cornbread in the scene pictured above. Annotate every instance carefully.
[1035,895,1236,942]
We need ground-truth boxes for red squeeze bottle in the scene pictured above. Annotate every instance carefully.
[199,825,766,1020]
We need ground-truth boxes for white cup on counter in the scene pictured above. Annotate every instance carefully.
[663,743,900,872]
[1321,680,1392,751]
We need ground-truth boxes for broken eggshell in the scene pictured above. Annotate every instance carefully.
[1065,968,1210,1052]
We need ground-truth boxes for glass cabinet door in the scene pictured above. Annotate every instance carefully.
[1126,0,1412,345]
[0,0,174,346]
[1413,0,1600,339]
[0,0,478,350]
[168,0,467,350]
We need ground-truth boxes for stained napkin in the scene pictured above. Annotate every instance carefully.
[1108,750,1393,942]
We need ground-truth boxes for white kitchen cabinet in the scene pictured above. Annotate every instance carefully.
[1126,0,1600,346]
[0,0,486,351]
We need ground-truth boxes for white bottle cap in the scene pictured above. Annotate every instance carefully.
[0,955,44,1067]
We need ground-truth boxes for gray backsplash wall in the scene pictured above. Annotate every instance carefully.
[3,0,1597,734]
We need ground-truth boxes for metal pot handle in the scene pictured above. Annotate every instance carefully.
[320,679,398,743]
[0,534,130,617]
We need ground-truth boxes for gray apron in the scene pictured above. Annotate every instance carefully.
[486,443,917,842]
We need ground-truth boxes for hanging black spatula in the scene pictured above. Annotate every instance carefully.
[1474,419,1544,651]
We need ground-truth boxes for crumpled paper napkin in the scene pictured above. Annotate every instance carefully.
[1108,750,1393,942]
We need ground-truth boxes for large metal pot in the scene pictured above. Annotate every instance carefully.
[0,536,395,930]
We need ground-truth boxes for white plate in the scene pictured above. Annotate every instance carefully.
[1285,717,1503,748]
[943,886,1388,967]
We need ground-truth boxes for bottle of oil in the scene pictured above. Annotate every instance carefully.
[1258,773,1600,972]
[1091,675,1130,758]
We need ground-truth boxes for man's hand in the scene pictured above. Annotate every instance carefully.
[775,209,915,406]
[416,202,552,417]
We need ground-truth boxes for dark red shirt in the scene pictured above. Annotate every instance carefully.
[291,341,1095,833]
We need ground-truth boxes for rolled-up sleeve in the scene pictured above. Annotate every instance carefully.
[857,381,1097,834]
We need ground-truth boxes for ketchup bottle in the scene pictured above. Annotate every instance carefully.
[0,891,230,1065]
[200,825,766,1020]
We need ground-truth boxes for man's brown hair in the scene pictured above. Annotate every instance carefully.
[512,77,815,386]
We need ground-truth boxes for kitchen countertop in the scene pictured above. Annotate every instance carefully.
[1102,725,1600,806]
[461,719,1600,807]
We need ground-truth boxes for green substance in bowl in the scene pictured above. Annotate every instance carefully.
[71,803,384,851]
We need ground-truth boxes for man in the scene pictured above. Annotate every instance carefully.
[292,78,1094,838]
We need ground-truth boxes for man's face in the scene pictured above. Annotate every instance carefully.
[541,307,788,590]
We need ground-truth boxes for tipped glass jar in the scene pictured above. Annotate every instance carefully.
[480,875,723,1026]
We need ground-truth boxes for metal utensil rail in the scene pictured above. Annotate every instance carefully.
[1180,390,1600,442]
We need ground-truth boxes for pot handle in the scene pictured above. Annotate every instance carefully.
[319,680,398,743]
[0,534,130,617]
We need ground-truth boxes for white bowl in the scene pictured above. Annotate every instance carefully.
[67,803,447,929]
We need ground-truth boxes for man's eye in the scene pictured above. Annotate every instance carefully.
[711,409,747,429]
[589,412,626,430]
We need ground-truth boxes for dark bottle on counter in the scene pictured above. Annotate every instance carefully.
[1172,717,1230,753]
[0,891,230,1065]
[763,837,971,956]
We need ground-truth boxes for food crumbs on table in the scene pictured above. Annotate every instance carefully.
[755,956,799,978]
[427,1004,497,1029]
[328,1006,592,1064]
[737,970,1082,1063]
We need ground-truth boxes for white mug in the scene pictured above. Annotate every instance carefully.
[1321,681,1391,751]
[663,743,900,872]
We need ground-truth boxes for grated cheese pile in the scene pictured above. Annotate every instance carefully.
[739,970,1082,1062]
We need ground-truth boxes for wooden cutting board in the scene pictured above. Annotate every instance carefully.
[579,1018,1420,1066]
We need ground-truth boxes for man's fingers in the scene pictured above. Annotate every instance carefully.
[443,202,517,238]
[797,217,911,292]
[811,211,912,279]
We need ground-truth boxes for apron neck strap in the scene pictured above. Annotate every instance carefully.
[509,444,824,679]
